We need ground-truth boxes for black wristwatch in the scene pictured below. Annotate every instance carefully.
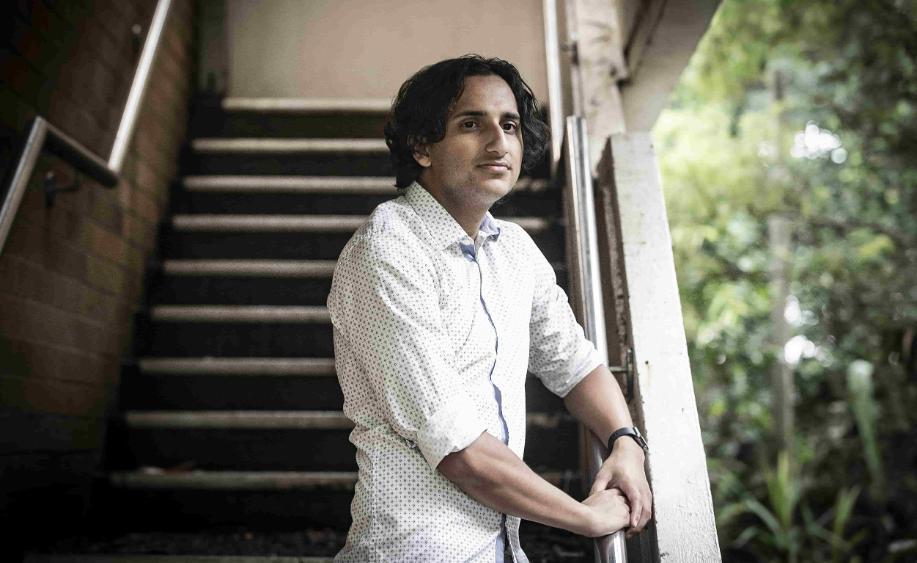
[607,426,648,454]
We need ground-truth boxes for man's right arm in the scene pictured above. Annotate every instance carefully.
[438,432,630,537]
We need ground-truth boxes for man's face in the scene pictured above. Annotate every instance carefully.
[414,74,523,214]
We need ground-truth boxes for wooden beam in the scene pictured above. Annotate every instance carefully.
[620,0,721,131]
[567,0,629,164]
[596,134,720,562]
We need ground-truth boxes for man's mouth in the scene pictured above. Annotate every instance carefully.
[477,162,511,172]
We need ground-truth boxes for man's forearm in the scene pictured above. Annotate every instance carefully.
[437,432,626,537]
[563,364,634,446]
[563,363,653,535]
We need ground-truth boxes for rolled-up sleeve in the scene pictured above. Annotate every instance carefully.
[526,239,603,398]
[328,233,487,469]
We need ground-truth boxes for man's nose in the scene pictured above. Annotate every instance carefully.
[484,121,508,154]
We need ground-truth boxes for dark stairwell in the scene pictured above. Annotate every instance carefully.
[29,98,591,561]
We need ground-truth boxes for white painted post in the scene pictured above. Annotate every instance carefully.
[596,133,721,562]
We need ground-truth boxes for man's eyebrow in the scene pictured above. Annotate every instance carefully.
[451,110,521,121]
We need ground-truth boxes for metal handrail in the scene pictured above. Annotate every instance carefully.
[0,0,173,256]
[542,0,565,174]
[561,115,627,563]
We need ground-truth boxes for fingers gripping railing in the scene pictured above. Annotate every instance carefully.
[561,115,628,562]
[0,0,173,256]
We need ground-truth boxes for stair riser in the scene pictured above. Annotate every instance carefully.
[115,422,579,472]
[150,275,568,306]
[142,322,334,357]
[160,232,354,260]
[159,229,567,263]
[188,153,393,177]
[118,427,356,471]
[174,190,563,217]
[190,110,389,139]
[150,277,333,306]
[91,486,355,531]
[121,375,345,411]
[120,373,567,413]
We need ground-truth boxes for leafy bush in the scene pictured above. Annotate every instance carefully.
[654,1,917,560]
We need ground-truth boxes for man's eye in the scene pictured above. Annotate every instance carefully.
[461,121,478,129]
[503,122,519,132]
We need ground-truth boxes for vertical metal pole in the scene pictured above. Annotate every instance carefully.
[543,0,564,175]
[564,116,627,562]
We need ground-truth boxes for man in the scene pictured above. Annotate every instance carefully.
[327,55,651,562]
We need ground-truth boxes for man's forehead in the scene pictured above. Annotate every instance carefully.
[449,75,519,116]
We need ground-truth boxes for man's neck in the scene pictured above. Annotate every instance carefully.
[417,181,490,238]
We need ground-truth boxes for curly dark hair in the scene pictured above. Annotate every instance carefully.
[384,55,549,189]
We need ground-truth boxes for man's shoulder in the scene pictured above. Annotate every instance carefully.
[335,197,436,277]
[347,197,428,252]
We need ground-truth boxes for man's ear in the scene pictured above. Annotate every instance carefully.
[413,144,432,168]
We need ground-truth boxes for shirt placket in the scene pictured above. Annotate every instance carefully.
[461,236,511,563]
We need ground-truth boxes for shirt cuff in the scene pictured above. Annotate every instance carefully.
[551,345,604,398]
[416,393,488,469]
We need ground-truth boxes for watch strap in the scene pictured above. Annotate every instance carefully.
[607,426,648,454]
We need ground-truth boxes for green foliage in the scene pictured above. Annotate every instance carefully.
[655,0,917,559]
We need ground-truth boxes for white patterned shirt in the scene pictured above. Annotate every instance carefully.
[328,182,602,562]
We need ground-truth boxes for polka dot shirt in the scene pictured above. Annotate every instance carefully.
[328,182,602,562]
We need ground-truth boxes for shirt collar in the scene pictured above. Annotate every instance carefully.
[405,182,502,250]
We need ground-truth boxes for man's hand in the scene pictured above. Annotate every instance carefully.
[580,488,631,537]
[590,438,652,537]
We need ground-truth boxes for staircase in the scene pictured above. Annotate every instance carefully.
[32,98,589,560]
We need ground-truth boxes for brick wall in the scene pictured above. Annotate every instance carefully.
[0,0,194,553]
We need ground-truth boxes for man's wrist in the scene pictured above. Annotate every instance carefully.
[608,426,648,460]
[606,426,648,458]
[610,434,645,461]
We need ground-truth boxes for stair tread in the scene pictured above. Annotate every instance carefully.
[191,138,388,154]
[181,175,550,193]
[223,97,390,114]
[126,410,352,429]
[171,214,552,232]
[110,470,358,490]
[161,259,338,277]
[150,305,330,323]
[125,410,570,429]
[108,469,569,489]
[139,357,336,375]
[183,175,397,193]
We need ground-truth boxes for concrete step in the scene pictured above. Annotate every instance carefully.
[111,470,358,490]
[162,260,337,277]
[149,276,332,306]
[159,230,355,260]
[174,176,555,216]
[161,227,567,261]
[108,469,570,491]
[27,556,332,563]
[180,175,549,193]
[140,319,334,357]
[120,371,344,412]
[191,138,389,155]
[125,411,572,431]
[186,149,393,177]
[149,305,330,323]
[122,358,566,413]
[189,99,389,139]
[139,357,336,376]
[170,214,552,233]
[89,481,356,530]
[221,97,390,114]
[126,411,352,430]
[112,410,578,471]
